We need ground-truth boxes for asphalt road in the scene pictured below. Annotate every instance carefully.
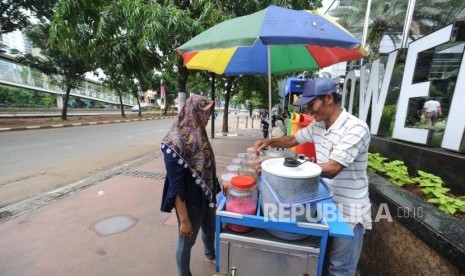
[0,118,174,208]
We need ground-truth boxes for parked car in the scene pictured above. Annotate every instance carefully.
[131,103,150,112]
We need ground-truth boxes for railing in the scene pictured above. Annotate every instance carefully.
[0,58,136,106]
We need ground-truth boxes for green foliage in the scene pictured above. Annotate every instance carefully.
[412,170,444,189]
[368,153,465,216]
[328,0,465,62]
[0,85,56,108]
[368,152,388,173]
[235,75,281,109]
[413,170,465,215]
[383,160,413,187]
[13,21,95,120]
[379,104,396,135]
[0,0,56,34]
[50,0,196,115]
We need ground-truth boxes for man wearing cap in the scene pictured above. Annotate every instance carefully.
[254,77,371,276]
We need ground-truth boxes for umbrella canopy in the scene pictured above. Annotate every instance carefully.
[181,39,366,75]
[178,5,367,75]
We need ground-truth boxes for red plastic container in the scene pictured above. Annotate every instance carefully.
[295,114,317,162]
[225,176,257,233]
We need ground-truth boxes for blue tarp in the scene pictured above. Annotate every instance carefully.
[284,77,309,96]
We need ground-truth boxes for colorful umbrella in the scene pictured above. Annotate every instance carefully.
[181,39,366,76]
[178,5,367,130]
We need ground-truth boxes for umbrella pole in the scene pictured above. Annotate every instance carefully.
[288,92,291,109]
[267,45,272,139]
[210,73,216,139]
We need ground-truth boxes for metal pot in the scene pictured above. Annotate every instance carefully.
[261,157,321,204]
[260,157,324,241]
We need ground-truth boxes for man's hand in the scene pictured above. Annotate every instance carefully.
[254,139,271,155]
[253,139,271,172]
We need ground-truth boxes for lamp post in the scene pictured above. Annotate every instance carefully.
[401,0,416,48]
[361,0,372,49]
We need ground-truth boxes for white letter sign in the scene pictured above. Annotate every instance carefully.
[392,24,454,144]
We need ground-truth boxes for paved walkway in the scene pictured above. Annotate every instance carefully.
[0,118,263,276]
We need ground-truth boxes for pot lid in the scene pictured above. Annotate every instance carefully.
[261,157,322,179]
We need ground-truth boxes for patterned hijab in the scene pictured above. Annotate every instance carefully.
[160,94,216,207]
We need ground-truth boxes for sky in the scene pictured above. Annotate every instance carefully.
[319,0,336,14]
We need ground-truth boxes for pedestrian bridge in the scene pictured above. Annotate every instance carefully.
[0,55,136,107]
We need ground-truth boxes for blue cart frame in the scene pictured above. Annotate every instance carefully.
[215,179,354,275]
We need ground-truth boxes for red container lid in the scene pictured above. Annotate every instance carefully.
[231,175,255,189]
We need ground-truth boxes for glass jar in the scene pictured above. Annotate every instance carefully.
[220,173,236,194]
[244,147,256,162]
[225,175,258,233]
[238,166,258,181]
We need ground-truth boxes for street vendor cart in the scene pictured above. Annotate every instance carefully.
[215,157,353,276]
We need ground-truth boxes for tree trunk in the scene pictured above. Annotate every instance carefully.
[117,91,126,118]
[178,57,188,94]
[61,86,71,120]
[222,77,235,133]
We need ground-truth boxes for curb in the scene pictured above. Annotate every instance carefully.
[0,116,177,132]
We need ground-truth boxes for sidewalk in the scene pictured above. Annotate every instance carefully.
[0,119,262,276]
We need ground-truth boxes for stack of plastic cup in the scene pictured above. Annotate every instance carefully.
[227,165,241,175]
[231,158,242,165]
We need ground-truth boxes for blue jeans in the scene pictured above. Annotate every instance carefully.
[327,223,364,276]
[176,204,216,276]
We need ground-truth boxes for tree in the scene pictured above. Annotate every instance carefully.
[13,25,95,120]
[413,0,465,36]
[3,0,95,119]
[51,0,194,117]
[328,0,465,61]
[1,0,56,34]
[328,0,407,60]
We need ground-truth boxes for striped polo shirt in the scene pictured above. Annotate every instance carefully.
[295,108,372,230]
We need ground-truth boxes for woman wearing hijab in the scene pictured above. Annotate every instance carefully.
[160,94,220,276]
